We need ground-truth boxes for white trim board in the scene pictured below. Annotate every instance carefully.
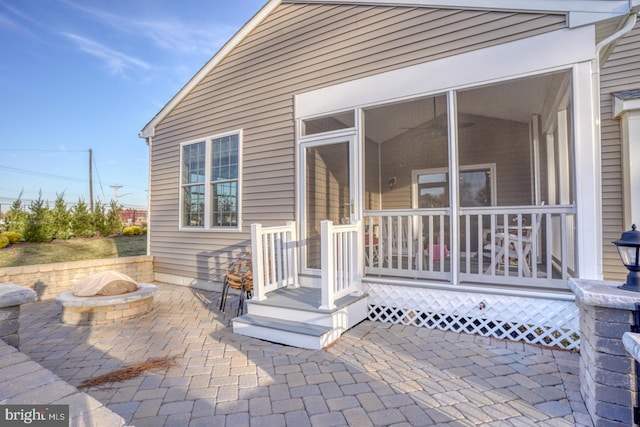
[295,26,595,119]
[286,0,636,27]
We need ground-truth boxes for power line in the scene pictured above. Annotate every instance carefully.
[0,148,88,152]
[0,164,83,182]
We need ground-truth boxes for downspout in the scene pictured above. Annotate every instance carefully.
[592,10,639,425]
[589,11,638,280]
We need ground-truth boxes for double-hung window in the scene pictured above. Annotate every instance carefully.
[180,130,242,230]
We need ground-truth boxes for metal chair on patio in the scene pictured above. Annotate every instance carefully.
[219,252,253,316]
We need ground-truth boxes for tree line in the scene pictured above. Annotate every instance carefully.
[1,192,123,242]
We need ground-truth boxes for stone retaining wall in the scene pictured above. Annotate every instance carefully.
[0,256,154,301]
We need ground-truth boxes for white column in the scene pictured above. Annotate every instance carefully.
[574,61,602,280]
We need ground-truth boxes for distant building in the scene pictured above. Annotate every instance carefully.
[120,208,147,226]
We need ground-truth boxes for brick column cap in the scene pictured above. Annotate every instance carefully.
[0,283,36,307]
[570,278,640,310]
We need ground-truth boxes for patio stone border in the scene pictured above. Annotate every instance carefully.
[0,339,125,426]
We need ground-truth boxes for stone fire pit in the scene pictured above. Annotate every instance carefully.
[55,271,157,325]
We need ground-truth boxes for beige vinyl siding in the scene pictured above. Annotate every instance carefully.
[600,24,640,282]
[149,3,566,281]
[378,116,530,210]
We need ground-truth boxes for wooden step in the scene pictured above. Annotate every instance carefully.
[232,314,336,350]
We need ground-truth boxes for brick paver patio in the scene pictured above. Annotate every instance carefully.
[17,284,592,426]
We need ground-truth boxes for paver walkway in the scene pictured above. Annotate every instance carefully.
[18,284,592,426]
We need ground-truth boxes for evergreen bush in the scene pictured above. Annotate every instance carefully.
[50,193,72,240]
[93,200,109,236]
[106,200,123,236]
[23,192,53,242]
[4,193,27,235]
[0,235,8,249]
[71,199,95,238]
[3,193,135,242]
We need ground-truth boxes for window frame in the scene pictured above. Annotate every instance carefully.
[411,164,497,209]
[178,129,243,232]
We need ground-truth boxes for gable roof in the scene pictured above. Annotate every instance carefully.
[139,0,639,139]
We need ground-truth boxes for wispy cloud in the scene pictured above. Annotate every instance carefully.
[62,33,151,76]
[0,2,37,38]
[60,0,232,56]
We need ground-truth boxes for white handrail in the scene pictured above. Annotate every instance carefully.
[319,220,362,310]
[251,221,298,301]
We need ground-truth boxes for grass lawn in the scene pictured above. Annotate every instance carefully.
[0,235,147,267]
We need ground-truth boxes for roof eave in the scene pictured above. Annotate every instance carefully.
[286,0,633,17]
[139,0,637,140]
[139,0,282,139]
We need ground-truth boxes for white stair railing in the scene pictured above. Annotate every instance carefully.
[251,221,298,301]
[319,220,362,310]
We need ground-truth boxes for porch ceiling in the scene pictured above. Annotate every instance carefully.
[364,72,557,144]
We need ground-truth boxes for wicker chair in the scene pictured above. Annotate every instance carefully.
[219,252,253,316]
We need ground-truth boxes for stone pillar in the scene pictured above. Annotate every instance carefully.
[0,283,37,348]
[570,278,640,427]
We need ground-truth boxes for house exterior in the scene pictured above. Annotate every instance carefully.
[140,0,640,350]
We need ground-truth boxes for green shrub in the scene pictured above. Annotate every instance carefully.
[51,193,72,240]
[71,199,95,238]
[105,200,123,236]
[122,225,142,236]
[1,231,21,244]
[4,193,27,235]
[142,227,148,234]
[0,235,9,249]
[23,192,54,243]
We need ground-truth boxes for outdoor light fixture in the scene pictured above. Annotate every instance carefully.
[614,224,640,292]
[388,176,396,190]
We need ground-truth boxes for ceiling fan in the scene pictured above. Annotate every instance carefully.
[402,98,474,138]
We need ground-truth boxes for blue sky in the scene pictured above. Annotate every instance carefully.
[0,0,266,212]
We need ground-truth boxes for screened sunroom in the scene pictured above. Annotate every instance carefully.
[300,69,578,291]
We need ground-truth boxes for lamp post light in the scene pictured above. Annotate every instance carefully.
[614,224,640,292]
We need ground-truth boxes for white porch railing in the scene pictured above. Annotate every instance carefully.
[319,220,362,310]
[251,205,576,304]
[364,209,451,280]
[251,221,298,301]
[364,205,577,290]
[460,205,576,289]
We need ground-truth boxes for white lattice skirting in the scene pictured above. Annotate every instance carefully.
[365,282,580,350]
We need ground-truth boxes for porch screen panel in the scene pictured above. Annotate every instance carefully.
[364,95,450,274]
[305,142,350,269]
[456,70,575,282]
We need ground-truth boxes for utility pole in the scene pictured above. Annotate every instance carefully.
[89,149,94,212]
[110,184,123,202]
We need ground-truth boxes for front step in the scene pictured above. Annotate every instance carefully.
[232,286,369,349]
[232,314,336,350]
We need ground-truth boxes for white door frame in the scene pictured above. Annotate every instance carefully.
[297,129,360,279]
